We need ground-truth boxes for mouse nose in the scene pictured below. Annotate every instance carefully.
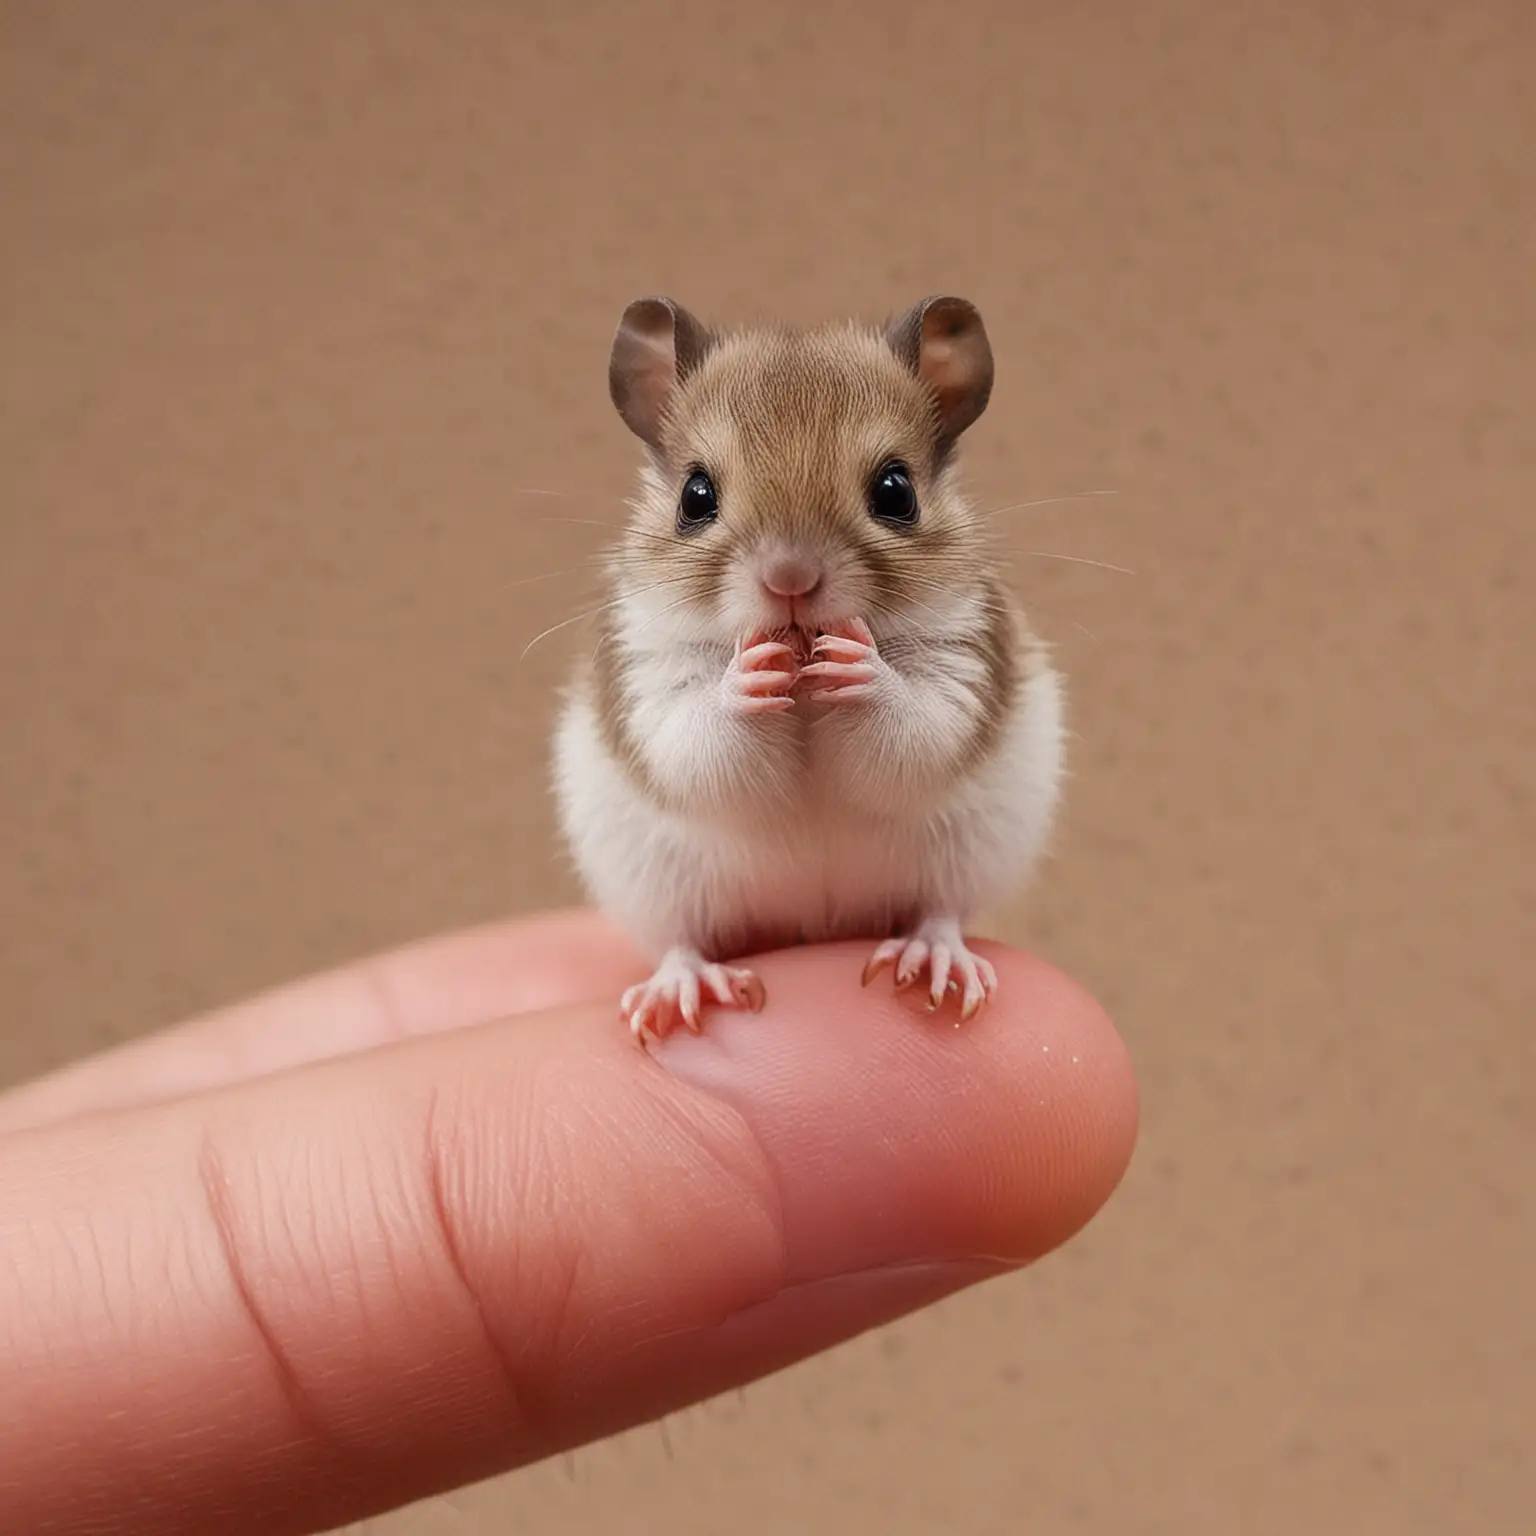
[760,555,823,600]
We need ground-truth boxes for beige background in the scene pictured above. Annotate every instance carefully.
[2,2,1532,1531]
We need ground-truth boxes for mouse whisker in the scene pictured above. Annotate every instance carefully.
[979,489,1119,523]
[872,572,1013,627]
[537,514,620,530]
[866,588,954,630]
[627,588,710,644]
[1016,550,1135,575]
[504,562,614,592]
[505,546,693,596]
[540,513,738,569]
[519,577,696,661]
[538,515,698,557]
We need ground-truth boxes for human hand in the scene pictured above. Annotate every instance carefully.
[0,910,1137,1535]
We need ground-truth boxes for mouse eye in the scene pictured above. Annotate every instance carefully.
[677,469,719,533]
[868,461,919,528]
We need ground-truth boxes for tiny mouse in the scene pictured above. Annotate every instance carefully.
[552,295,1065,1043]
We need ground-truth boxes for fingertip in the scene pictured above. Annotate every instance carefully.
[651,940,1137,1274]
[971,942,1140,1249]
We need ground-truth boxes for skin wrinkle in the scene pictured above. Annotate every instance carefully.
[195,1131,349,1463]
[408,1037,794,1449]
[196,1104,515,1505]
[203,1069,583,1469]
[355,1119,444,1340]
[630,1057,792,1291]
[420,1085,526,1428]
[82,1202,130,1367]
[518,1175,588,1430]
[478,1052,587,1436]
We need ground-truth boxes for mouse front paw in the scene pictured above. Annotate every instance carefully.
[800,617,887,705]
[622,948,767,1045]
[723,632,799,715]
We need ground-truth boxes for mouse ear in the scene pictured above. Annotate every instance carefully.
[885,297,994,446]
[608,297,714,450]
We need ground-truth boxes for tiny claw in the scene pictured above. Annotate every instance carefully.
[621,950,765,1043]
[894,941,929,988]
[862,939,901,986]
[928,944,952,1011]
[679,971,703,1032]
[819,615,875,648]
[740,642,797,673]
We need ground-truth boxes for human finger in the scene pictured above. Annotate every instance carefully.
[0,940,1136,1536]
[0,908,646,1133]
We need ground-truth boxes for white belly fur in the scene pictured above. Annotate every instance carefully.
[551,651,1065,963]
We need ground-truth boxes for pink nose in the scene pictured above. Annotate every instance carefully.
[761,557,823,599]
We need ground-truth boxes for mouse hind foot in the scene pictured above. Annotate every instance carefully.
[621,947,767,1046]
[861,916,997,1023]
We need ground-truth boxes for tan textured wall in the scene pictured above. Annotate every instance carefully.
[2,2,1531,1531]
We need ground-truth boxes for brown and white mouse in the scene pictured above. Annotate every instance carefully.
[551,295,1065,1043]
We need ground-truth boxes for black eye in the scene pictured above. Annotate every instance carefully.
[677,469,719,533]
[868,462,918,527]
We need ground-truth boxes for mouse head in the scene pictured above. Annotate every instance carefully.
[606,295,994,647]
